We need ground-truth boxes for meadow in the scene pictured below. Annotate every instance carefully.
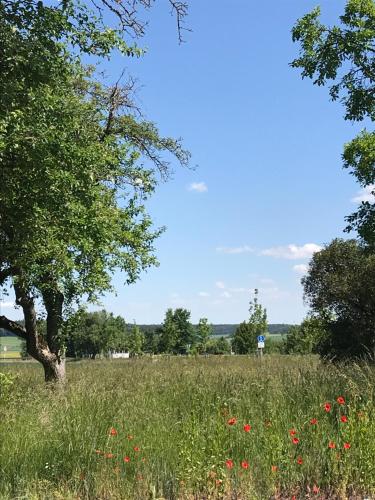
[0,356,374,499]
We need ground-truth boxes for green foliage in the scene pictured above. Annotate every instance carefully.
[283,316,327,355]
[292,1,375,246]
[127,324,145,356]
[196,317,212,353]
[291,0,375,122]
[159,308,196,354]
[205,336,231,355]
[66,310,128,358]
[232,289,268,354]
[0,0,190,374]
[302,238,375,359]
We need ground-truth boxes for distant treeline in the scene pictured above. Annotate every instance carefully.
[137,324,293,337]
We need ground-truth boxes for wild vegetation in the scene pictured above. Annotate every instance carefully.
[1,356,375,499]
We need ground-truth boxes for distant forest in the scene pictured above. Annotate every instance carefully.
[1,324,294,338]
[137,324,293,337]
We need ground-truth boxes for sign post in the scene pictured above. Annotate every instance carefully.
[257,335,265,357]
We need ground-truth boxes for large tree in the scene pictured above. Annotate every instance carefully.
[0,1,189,382]
[302,238,375,359]
[291,0,375,243]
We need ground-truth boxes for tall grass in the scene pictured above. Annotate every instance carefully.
[1,356,375,499]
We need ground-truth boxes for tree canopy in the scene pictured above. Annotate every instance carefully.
[292,0,375,246]
[302,238,375,359]
[0,0,190,382]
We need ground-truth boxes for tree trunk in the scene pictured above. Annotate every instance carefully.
[43,356,66,384]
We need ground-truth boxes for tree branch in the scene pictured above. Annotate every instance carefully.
[0,315,27,340]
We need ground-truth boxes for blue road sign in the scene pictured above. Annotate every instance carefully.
[257,335,265,342]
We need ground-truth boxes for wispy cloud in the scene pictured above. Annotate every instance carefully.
[220,291,232,299]
[198,291,210,297]
[293,264,308,275]
[261,243,322,260]
[216,245,254,254]
[215,281,225,289]
[351,185,375,204]
[188,182,208,193]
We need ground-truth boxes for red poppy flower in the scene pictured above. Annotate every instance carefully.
[328,441,336,449]
[340,415,348,423]
[296,456,303,465]
[289,428,297,436]
[105,453,114,459]
[241,460,249,470]
[225,459,234,469]
[133,446,140,452]
[227,417,237,426]
[271,465,278,472]
[343,442,351,449]
[109,427,117,436]
[243,424,251,432]
[310,418,317,425]
[337,396,345,405]
[312,485,320,494]
[292,437,300,445]
[123,456,130,463]
[324,402,331,412]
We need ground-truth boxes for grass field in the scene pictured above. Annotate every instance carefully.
[0,336,22,359]
[1,356,374,499]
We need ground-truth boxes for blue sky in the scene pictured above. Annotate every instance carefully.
[1,0,369,324]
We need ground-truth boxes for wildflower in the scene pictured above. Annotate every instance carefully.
[109,427,118,436]
[227,417,237,426]
[241,460,249,470]
[343,442,351,450]
[243,424,251,432]
[215,479,223,486]
[123,456,130,463]
[296,456,303,465]
[271,465,278,472]
[133,446,140,452]
[312,485,320,494]
[328,441,336,449]
[310,418,317,425]
[324,402,331,412]
[337,396,345,405]
[105,453,114,459]
[225,459,234,469]
[292,437,300,445]
[340,415,348,423]
[289,428,297,436]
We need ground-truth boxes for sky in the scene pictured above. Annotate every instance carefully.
[0,0,369,325]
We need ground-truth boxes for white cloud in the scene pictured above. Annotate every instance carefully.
[228,287,250,293]
[0,301,14,308]
[351,185,375,203]
[215,281,226,289]
[293,264,308,275]
[216,245,254,254]
[188,182,207,193]
[261,243,322,260]
[198,291,210,297]
[220,291,232,299]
